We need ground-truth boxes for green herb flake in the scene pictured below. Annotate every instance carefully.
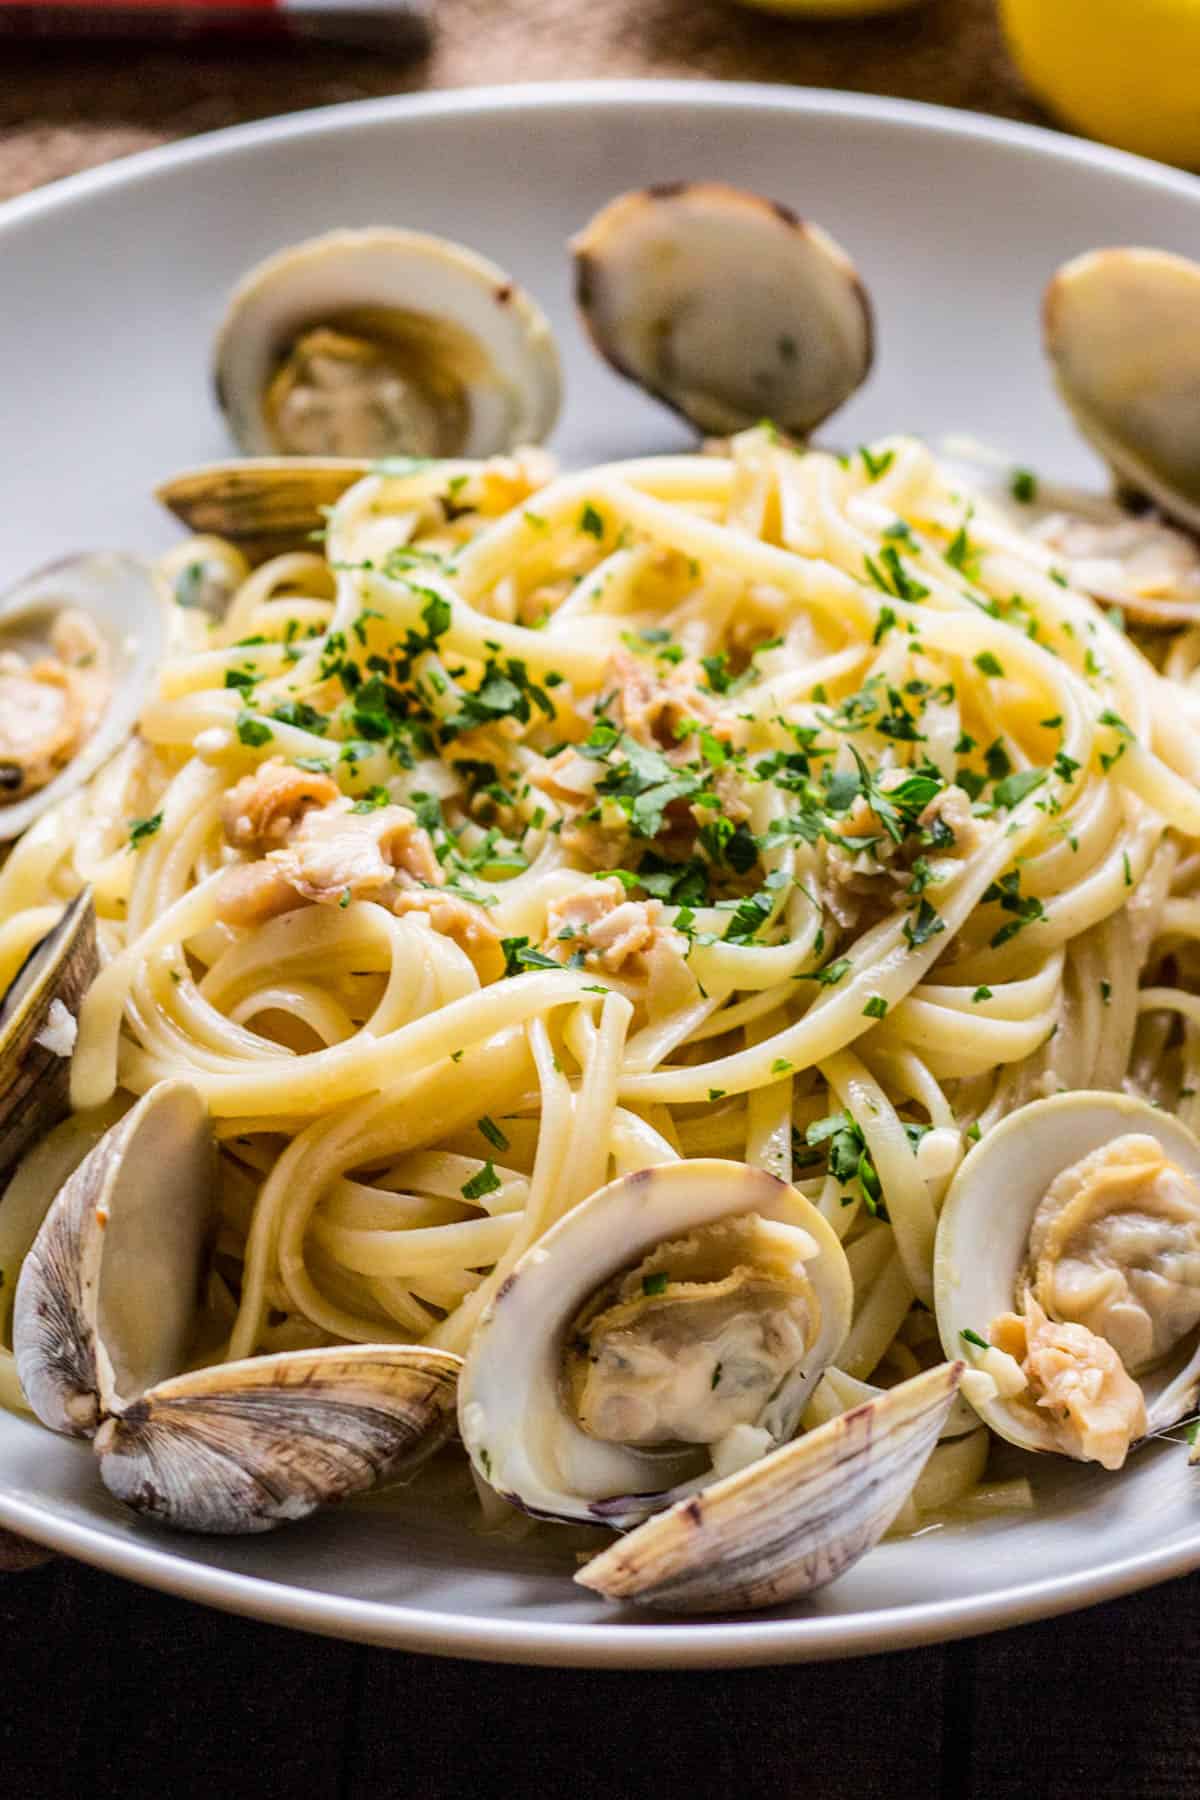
[462,1161,503,1202]
[1010,468,1038,503]
[128,812,164,850]
[960,1327,990,1351]
[971,985,993,1003]
[641,1272,669,1298]
[579,502,606,540]
[236,712,274,748]
[860,445,895,481]
[974,651,1005,678]
[863,995,888,1019]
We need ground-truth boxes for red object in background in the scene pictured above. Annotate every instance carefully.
[0,0,431,48]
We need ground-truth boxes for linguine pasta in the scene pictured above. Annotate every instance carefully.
[5,427,1200,1520]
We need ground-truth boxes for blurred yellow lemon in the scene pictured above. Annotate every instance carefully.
[1001,0,1200,168]
[734,0,921,15]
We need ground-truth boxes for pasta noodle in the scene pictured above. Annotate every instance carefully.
[7,427,1200,1522]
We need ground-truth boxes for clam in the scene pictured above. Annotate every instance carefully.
[214,227,562,462]
[0,553,168,840]
[935,1091,1200,1470]
[0,888,97,1184]
[458,1160,854,1531]
[13,1080,460,1532]
[1045,247,1200,536]
[576,1361,962,1614]
[571,182,873,438]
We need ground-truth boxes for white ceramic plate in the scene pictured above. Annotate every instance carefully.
[3,81,1200,1667]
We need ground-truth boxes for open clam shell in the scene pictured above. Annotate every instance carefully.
[0,889,98,1185]
[1045,247,1200,535]
[934,1091,1200,1463]
[13,1079,215,1437]
[572,182,873,438]
[214,228,562,462]
[458,1159,853,1529]
[96,1344,460,1534]
[576,1361,962,1614]
[0,554,168,841]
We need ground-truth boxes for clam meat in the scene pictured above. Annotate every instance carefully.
[13,1080,461,1533]
[572,182,873,438]
[214,228,562,462]
[935,1091,1200,1470]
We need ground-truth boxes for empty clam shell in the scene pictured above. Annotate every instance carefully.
[0,889,97,1185]
[576,1361,962,1614]
[215,227,562,462]
[572,182,873,438]
[1045,247,1200,534]
[0,554,168,841]
[13,1079,215,1437]
[95,1344,460,1534]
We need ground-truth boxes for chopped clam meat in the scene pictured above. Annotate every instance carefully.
[1028,1134,1200,1373]
[544,877,686,976]
[390,888,504,982]
[33,997,77,1058]
[990,1297,1146,1471]
[605,648,721,750]
[220,757,339,853]
[269,801,440,905]
[215,862,305,928]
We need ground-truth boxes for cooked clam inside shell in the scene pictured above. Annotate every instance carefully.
[0,606,111,805]
[562,1215,820,1451]
[263,309,487,459]
[986,1134,1200,1469]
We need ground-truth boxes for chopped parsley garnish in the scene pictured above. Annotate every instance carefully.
[984,870,1046,947]
[1010,468,1038,503]
[642,1271,669,1297]
[461,1161,502,1202]
[993,767,1047,809]
[974,651,1005,678]
[805,1111,888,1217]
[477,1116,510,1153]
[863,995,888,1019]
[859,445,895,481]
[904,897,945,950]
[971,985,992,1003]
[235,713,273,748]
[579,502,606,540]
[128,812,163,850]
[960,1327,990,1351]
[500,936,561,976]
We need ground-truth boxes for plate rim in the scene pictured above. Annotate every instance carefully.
[2,77,1200,1665]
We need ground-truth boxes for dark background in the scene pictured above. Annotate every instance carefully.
[3,4,1197,1793]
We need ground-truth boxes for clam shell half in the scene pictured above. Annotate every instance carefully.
[1045,247,1200,535]
[0,888,97,1185]
[572,182,873,438]
[0,554,168,841]
[95,1344,460,1534]
[576,1361,962,1614]
[934,1090,1200,1456]
[458,1159,854,1529]
[214,227,562,462]
[13,1080,215,1437]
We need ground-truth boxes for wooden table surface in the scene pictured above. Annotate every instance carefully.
[3,5,1199,1794]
